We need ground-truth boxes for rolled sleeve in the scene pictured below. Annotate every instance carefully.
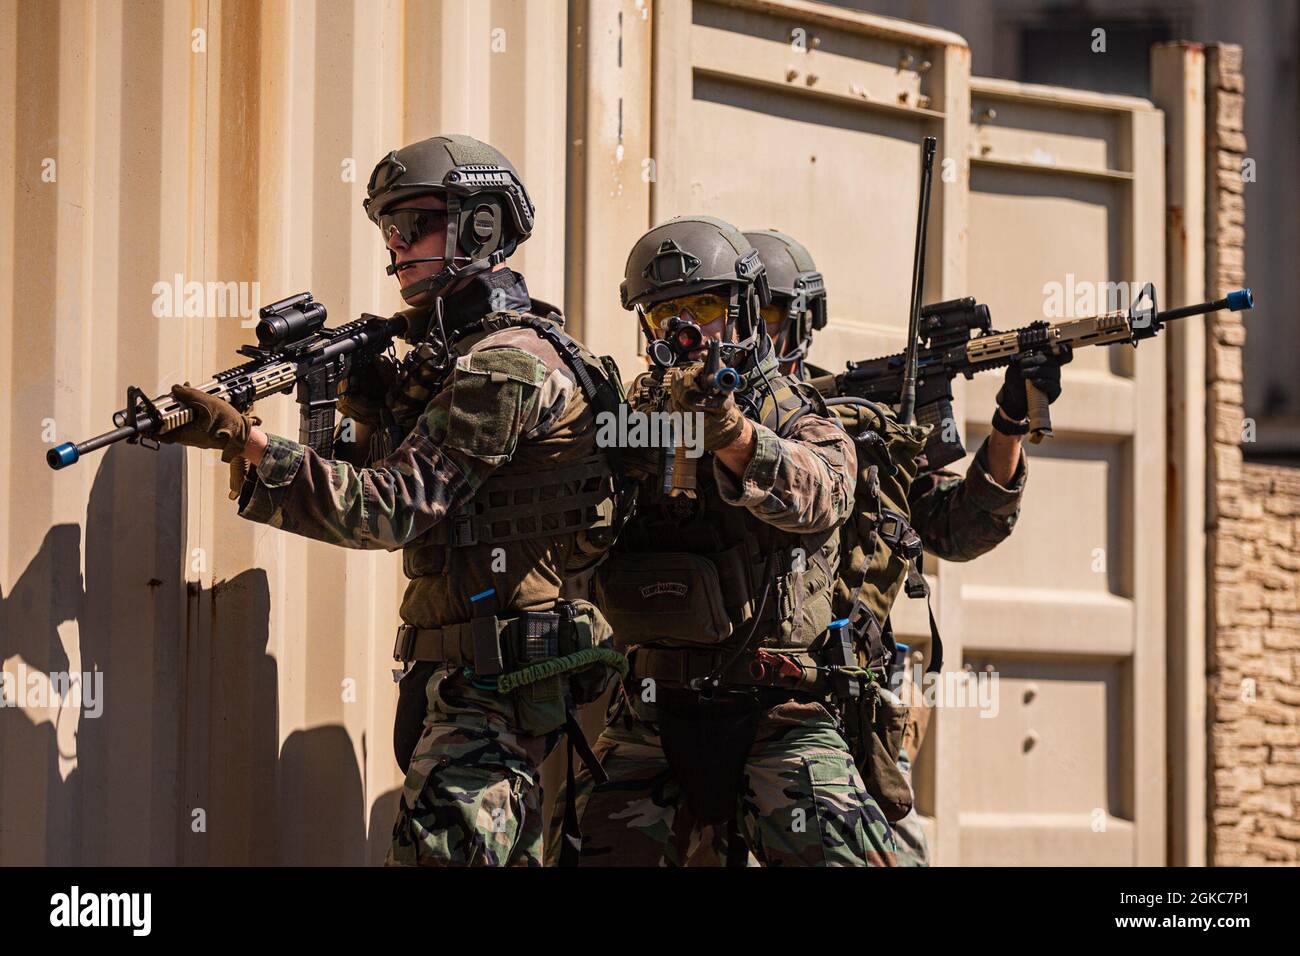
[255,433,306,488]
[963,437,1027,516]
[713,425,783,508]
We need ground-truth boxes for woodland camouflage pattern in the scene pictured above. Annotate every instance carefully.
[549,369,901,866]
[238,270,618,866]
[907,438,1026,561]
[547,690,896,866]
[388,668,551,866]
[814,366,1026,868]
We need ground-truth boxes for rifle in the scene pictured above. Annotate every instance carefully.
[825,284,1254,469]
[47,292,406,470]
[647,317,742,498]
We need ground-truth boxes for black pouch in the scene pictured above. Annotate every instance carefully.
[393,661,437,774]
[656,693,762,825]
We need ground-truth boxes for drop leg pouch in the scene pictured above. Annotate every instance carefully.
[655,693,762,826]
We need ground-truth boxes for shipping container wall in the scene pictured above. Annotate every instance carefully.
[0,0,569,865]
[2,0,1189,865]
[641,0,1168,865]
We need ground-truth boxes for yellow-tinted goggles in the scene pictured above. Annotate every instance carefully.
[643,294,729,332]
[760,303,787,330]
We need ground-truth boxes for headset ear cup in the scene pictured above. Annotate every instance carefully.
[458,198,504,260]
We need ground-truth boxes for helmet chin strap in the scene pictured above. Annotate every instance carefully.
[387,192,516,305]
[396,255,498,304]
[773,305,811,369]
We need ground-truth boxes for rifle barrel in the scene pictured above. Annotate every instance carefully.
[1159,288,1253,323]
[47,425,138,470]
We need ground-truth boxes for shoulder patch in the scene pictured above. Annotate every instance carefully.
[459,346,548,387]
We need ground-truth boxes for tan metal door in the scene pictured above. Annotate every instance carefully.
[647,0,1167,864]
[956,78,1167,865]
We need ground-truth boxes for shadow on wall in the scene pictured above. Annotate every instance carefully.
[0,443,397,864]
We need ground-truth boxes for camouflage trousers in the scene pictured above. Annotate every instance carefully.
[386,666,557,867]
[891,749,930,867]
[546,686,898,866]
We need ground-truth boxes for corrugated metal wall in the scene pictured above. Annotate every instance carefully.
[0,0,570,865]
[1,0,1213,866]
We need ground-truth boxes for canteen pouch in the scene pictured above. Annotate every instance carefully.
[596,551,734,647]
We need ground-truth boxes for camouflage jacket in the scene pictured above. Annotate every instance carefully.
[802,362,1026,563]
[237,271,615,629]
[908,437,1025,561]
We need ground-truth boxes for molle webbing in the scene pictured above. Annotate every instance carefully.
[511,313,629,475]
[449,454,614,547]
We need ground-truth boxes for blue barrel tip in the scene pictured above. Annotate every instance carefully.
[1227,288,1253,312]
[714,367,742,392]
[47,442,79,470]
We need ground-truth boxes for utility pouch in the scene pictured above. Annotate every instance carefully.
[845,683,913,822]
[470,587,504,677]
[597,551,733,646]
[472,617,505,676]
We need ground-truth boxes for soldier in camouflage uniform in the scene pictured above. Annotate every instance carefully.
[745,228,1071,866]
[160,134,628,866]
[549,216,895,867]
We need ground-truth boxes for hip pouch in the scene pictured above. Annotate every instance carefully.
[597,551,750,647]
[844,685,913,822]
[655,691,762,825]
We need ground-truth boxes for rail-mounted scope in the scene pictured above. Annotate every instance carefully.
[250,292,328,355]
[648,316,706,368]
[918,297,991,349]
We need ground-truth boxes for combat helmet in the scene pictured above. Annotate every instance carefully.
[365,134,535,302]
[744,229,827,366]
[621,215,772,345]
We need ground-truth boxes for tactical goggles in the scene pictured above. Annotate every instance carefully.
[642,294,729,332]
[377,207,449,247]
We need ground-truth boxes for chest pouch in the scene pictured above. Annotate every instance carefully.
[595,545,756,647]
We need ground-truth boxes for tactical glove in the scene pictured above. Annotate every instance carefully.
[159,384,258,463]
[668,365,746,452]
[995,344,1074,420]
[337,353,398,428]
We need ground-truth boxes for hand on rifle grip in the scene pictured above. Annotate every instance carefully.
[1026,379,1052,444]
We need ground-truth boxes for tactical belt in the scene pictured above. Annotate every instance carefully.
[393,606,594,676]
[630,646,829,697]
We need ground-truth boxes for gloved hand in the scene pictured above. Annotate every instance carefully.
[995,344,1073,420]
[668,365,746,452]
[337,353,399,427]
[158,384,258,463]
